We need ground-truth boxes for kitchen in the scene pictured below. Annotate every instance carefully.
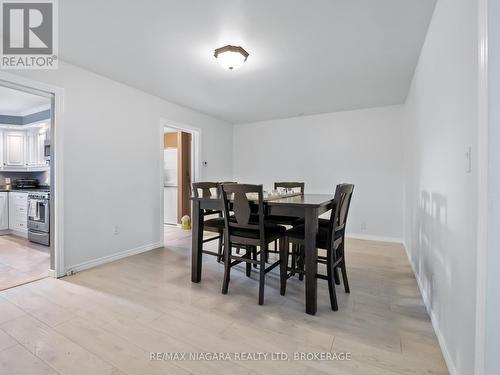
[163,126,192,226]
[0,85,52,290]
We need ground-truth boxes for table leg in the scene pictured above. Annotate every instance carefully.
[191,200,204,283]
[304,207,318,315]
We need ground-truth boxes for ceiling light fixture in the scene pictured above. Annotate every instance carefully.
[214,45,249,70]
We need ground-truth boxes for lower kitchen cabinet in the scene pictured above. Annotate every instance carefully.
[8,192,28,234]
[0,192,8,230]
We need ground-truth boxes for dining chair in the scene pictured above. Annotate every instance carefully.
[274,181,305,193]
[266,182,305,265]
[192,182,225,262]
[219,183,287,305]
[280,183,354,311]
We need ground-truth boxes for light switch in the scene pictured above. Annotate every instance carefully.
[466,146,472,173]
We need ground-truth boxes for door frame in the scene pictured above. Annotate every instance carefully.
[159,118,201,233]
[0,71,65,278]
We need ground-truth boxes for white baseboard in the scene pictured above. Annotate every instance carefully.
[402,242,457,375]
[347,233,403,243]
[66,241,163,274]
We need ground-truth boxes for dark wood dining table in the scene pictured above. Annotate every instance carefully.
[191,193,334,315]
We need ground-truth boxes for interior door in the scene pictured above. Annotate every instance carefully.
[177,132,191,223]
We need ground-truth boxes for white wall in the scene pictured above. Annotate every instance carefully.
[233,105,404,241]
[4,61,233,270]
[482,0,500,373]
[403,0,478,374]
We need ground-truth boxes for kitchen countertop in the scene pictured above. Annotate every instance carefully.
[0,187,50,193]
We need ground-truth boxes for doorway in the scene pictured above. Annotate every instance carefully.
[163,127,192,224]
[0,72,63,283]
[0,83,55,290]
[160,120,200,245]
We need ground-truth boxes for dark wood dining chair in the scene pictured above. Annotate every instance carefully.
[268,182,305,224]
[274,181,305,193]
[219,183,287,305]
[192,182,225,262]
[265,182,305,264]
[280,183,354,311]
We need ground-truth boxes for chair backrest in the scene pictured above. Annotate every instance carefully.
[328,184,354,248]
[219,183,265,240]
[274,182,305,194]
[192,182,222,216]
[192,182,219,198]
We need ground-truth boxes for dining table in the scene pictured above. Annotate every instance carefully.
[190,192,335,315]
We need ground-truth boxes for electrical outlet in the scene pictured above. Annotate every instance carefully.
[361,222,367,231]
[113,225,119,235]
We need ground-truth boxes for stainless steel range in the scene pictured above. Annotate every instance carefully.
[28,192,50,246]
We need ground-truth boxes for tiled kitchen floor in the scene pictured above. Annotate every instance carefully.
[0,226,448,374]
[0,235,49,291]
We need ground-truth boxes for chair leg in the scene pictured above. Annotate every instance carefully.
[258,244,267,305]
[326,252,339,311]
[340,258,350,293]
[245,246,252,277]
[252,246,258,268]
[221,241,231,294]
[298,245,304,281]
[280,237,289,296]
[334,267,341,285]
[291,243,296,276]
[217,234,223,263]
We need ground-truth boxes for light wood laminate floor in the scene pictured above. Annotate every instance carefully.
[0,235,49,291]
[0,226,448,374]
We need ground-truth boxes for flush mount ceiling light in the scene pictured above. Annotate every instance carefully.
[214,45,249,70]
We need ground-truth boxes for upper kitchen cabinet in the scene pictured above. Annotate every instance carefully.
[26,128,47,168]
[26,130,38,166]
[37,129,47,166]
[0,127,49,171]
[3,131,26,168]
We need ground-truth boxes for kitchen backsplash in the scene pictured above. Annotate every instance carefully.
[0,171,50,186]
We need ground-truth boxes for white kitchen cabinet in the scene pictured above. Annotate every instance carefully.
[4,131,26,168]
[26,129,48,168]
[0,132,4,168]
[0,192,8,230]
[37,130,47,166]
[26,130,39,167]
[0,128,48,171]
[8,192,28,234]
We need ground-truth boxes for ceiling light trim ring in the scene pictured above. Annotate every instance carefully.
[213,45,249,61]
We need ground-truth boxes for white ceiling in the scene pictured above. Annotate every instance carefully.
[60,0,436,123]
[0,86,51,116]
